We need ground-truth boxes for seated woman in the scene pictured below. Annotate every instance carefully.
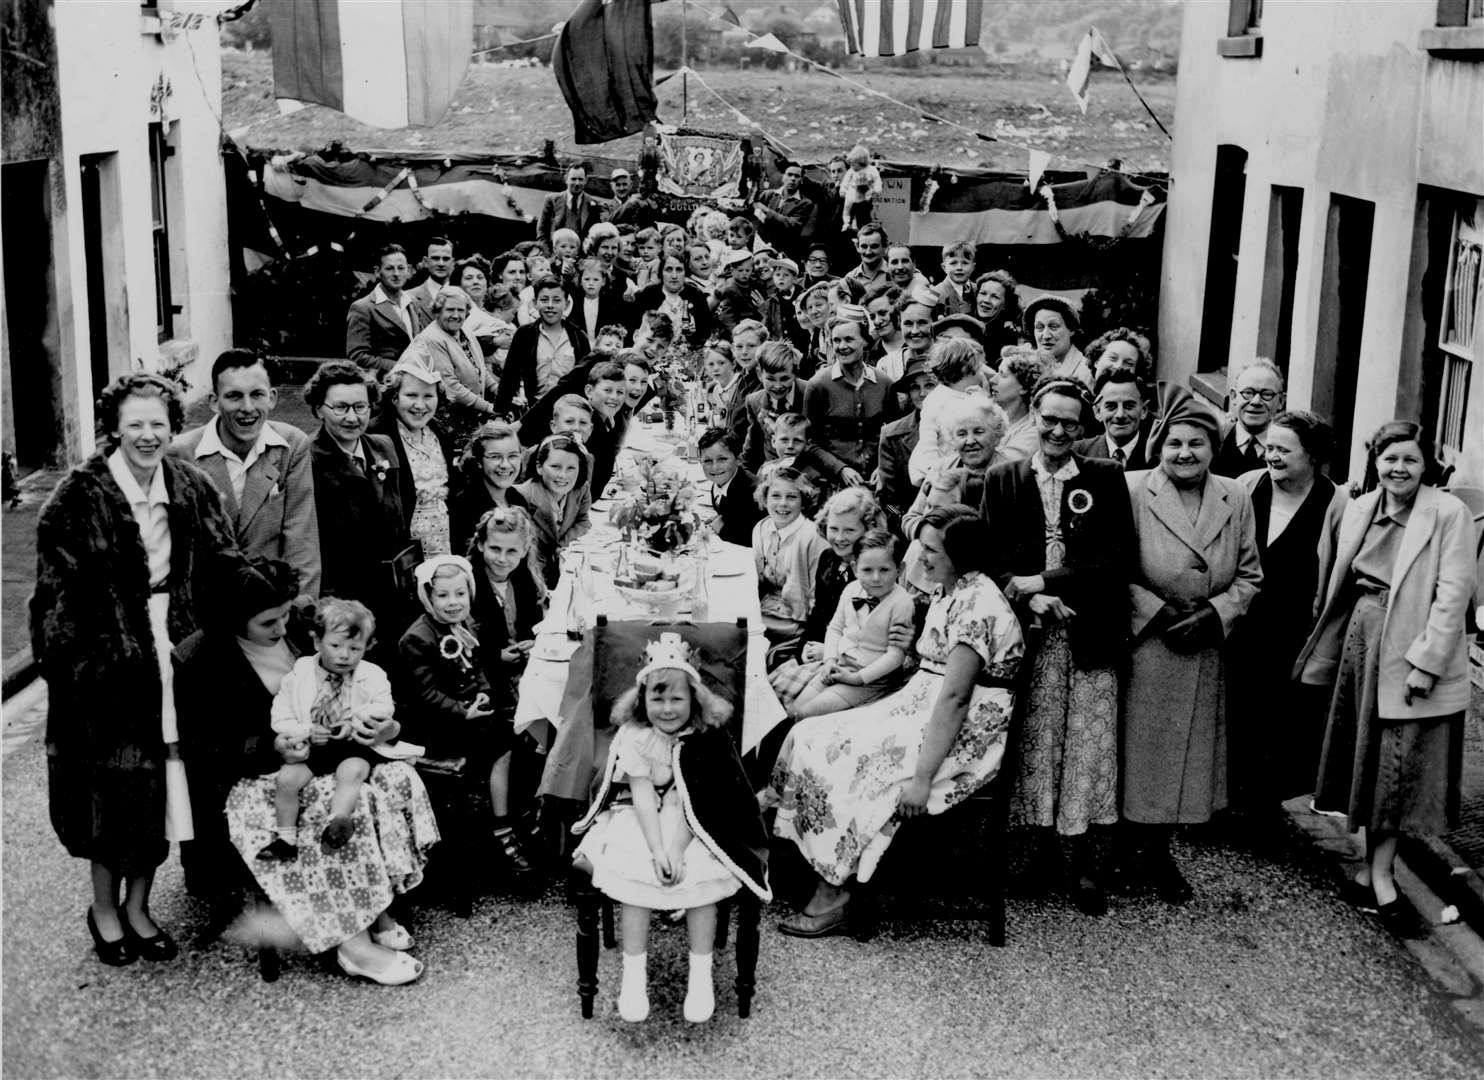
[765,505,1024,937]
[175,559,439,986]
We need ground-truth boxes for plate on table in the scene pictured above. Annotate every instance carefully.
[532,636,581,663]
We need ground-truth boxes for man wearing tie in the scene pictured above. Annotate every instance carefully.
[537,162,606,249]
[1212,360,1286,477]
[1072,369,1152,470]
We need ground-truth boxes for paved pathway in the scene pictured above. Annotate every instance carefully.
[3,685,1482,1078]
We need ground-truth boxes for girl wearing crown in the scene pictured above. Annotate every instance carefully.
[571,634,771,1023]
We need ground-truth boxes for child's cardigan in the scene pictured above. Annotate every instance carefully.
[752,516,829,627]
[269,656,416,759]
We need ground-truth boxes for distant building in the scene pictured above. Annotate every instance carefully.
[1,0,232,470]
[1159,0,1484,484]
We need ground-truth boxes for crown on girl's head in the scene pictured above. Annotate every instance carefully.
[644,633,691,669]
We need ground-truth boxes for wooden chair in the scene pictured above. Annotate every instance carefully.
[844,624,1039,947]
[572,614,763,1019]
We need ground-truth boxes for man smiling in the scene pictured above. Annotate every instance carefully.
[1213,360,1286,477]
[170,349,320,597]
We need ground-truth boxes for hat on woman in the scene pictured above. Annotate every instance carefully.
[1146,381,1224,460]
[388,354,443,386]
[931,313,986,342]
[1021,294,1081,340]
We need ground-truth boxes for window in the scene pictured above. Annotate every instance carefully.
[148,122,174,342]
[1313,195,1376,481]
[1434,201,1480,451]
[1435,0,1483,27]
[1257,186,1303,377]
[1218,0,1263,57]
[1197,145,1248,374]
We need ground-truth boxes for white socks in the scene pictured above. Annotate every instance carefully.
[618,952,649,1022]
[683,951,715,1023]
[618,950,715,1022]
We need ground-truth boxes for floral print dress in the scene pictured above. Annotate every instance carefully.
[770,571,1023,886]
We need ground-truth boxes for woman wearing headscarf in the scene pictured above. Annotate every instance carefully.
[1121,384,1263,903]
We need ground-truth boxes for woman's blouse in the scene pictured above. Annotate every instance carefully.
[1031,452,1079,571]
[236,636,295,694]
[1351,500,1412,590]
[998,412,1040,463]
[107,449,171,587]
[916,571,1019,682]
[399,421,451,557]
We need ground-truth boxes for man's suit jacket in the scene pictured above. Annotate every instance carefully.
[346,291,426,374]
[537,191,606,247]
[874,410,921,531]
[755,189,817,256]
[1212,425,1267,478]
[1072,422,1154,472]
[170,420,321,597]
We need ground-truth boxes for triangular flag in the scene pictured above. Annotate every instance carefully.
[1090,26,1119,68]
[720,3,742,27]
[1066,30,1095,115]
[1028,149,1051,191]
[747,32,790,53]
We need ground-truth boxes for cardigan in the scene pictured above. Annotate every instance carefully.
[752,515,829,626]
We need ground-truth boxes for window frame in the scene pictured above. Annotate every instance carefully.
[148,121,174,343]
[1218,0,1264,58]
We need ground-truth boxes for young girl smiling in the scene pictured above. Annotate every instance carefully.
[514,434,592,589]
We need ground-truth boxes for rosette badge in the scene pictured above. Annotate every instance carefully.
[1068,489,1094,515]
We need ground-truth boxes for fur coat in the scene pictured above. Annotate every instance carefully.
[31,454,240,873]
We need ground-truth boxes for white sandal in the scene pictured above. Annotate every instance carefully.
[370,922,414,951]
[336,946,423,986]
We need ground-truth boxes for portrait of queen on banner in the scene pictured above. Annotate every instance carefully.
[655,128,746,199]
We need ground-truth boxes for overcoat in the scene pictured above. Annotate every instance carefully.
[31,455,240,873]
[1121,467,1262,823]
[1295,485,1476,720]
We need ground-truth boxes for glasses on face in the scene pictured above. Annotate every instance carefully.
[1237,388,1280,403]
[323,402,371,417]
[806,255,828,265]
[1037,415,1083,433]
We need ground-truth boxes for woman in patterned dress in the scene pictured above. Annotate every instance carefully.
[369,357,456,559]
[981,377,1135,917]
[767,504,1024,937]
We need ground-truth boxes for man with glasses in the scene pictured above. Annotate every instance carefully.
[801,244,837,290]
[1213,360,1286,477]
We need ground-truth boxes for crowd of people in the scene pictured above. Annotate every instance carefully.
[29,154,1479,1024]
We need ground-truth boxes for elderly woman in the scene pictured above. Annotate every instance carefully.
[1297,421,1474,935]
[902,395,1010,545]
[398,285,497,448]
[31,372,241,965]
[1123,385,1262,903]
[972,269,1024,361]
[908,337,989,487]
[982,378,1134,916]
[991,348,1049,462]
[767,505,1024,937]
[1023,296,1091,390]
[307,361,410,652]
[369,357,457,559]
[173,558,436,985]
[456,257,515,367]
[1227,411,1346,816]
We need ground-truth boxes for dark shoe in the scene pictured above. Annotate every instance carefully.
[494,826,533,875]
[1151,858,1194,906]
[321,816,356,849]
[86,909,137,967]
[1067,874,1109,917]
[1340,878,1379,912]
[256,837,299,862]
[125,923,179,962]
[1376,898,1427,940]
[778,905,850,938]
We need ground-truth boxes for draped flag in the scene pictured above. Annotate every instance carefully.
[1066,26,1119,115]
[268,0,473,129]
[836,0,982,58]
[553,0,658,145]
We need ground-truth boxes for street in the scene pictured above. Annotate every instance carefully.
[3,682,1482,1079]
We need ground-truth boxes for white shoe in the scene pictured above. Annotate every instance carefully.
[618,952,649,1022]
[335,946,423,986]
[370,921,414,951]
[683,954,715,1023]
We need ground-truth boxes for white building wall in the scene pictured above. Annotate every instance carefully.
[1160,0,1483,480]
[50,0,231,457]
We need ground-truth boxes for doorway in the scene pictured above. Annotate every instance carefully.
[1,159,62,471]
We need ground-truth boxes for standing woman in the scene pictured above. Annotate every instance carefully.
[308,361,411,649]
[1228,411,1345,816]
[990,349,1048,463]
[982,378,1134,916]
[1022,296,1091,391]
[369,356,457,559]
[32,372,241,964]
[631,252,714,348]
[971,269,1024,361]
[399,285,498,448]
[1297,421,1474,934]
[1122,385,1262,902]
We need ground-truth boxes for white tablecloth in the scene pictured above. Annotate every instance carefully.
[511,424,786,756]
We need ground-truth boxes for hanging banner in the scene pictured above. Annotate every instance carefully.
[656,131,745,198]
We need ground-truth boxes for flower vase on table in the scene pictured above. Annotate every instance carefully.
[608,468,705,617]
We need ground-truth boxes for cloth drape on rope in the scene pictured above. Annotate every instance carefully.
[553,0,659,144]
[836,0,983,58]
[267,0,473,129]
